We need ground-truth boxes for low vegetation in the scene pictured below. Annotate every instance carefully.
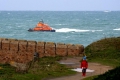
[93,66,120,80]
[84,37,120,80]
[1,37,120,80]
[0,56,76,80]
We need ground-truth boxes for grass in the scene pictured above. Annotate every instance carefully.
[0,56,77,80]
[84,66,120,80]
[85,37,120,67]
[88,58,120,67]
[83,37,120,80]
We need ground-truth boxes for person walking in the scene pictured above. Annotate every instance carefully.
[80,56,88,76]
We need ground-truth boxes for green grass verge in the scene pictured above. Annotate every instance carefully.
[83,37,120,80]
[0,56,77,80]
[85,37,120,67]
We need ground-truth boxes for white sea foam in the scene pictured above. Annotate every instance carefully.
[7,13,10,14]
[55,28,89,32]
[55,28,102,33]
[91,30,103,32]
[54,24,68,26]
[104,10,111,13]
[113,28,120,30]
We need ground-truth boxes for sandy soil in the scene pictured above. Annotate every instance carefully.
[46,57,113,80]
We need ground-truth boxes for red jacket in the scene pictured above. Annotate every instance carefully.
[80,60,88,69]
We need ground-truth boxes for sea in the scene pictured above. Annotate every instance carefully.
[0,11,120,47]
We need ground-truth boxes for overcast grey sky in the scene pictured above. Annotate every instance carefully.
[0,0,120,11]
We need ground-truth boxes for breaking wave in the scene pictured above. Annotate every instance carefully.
[55,28,102,33]
[113,28,120,30]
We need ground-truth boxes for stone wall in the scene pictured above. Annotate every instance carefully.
[0,38,84,64]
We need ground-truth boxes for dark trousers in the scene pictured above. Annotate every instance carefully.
[82,68,86,76]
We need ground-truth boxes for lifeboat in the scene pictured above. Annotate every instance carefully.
[28,20,55,32]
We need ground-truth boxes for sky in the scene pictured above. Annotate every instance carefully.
[0,0,120,11]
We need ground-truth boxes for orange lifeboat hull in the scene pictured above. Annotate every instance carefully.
[28,21,55,32]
